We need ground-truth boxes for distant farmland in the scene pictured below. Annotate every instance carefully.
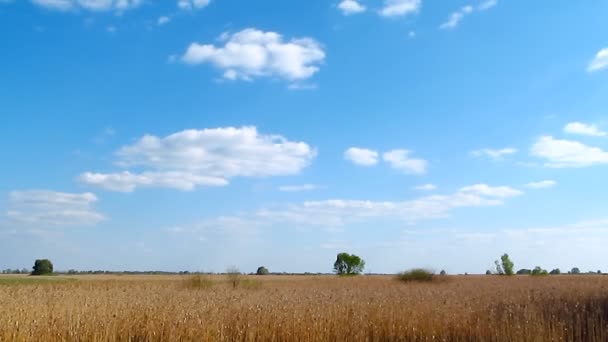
[1,274,607,341]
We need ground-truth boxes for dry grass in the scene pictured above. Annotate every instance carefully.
[1,274,608,341]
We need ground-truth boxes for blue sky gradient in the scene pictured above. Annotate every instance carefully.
[1,0,608,274]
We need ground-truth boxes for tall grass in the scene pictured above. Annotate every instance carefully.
[0,275,607,341]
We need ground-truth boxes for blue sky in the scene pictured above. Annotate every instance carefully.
[1,0,608,274]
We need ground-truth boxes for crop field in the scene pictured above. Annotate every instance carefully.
[1,274,608,341]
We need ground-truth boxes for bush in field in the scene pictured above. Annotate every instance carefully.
[333,253,365,276]
[440,270,447,276]
[532,266,548,276]
[31,259,53,276]
[517,269,531,275]
[397,268,434,282]
[570,267,581,274]
[256,266,269,275]
[184,275,214,289]
[550,268,561,275]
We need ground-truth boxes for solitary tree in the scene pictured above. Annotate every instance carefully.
[256,266,269,275]
[571,267,581,275]
[501,254,514,276]
[333,253,365,276]
[32,259,53,276]
[550,268,561,275]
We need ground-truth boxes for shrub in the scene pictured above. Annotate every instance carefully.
[397,268,435,283]
[184,275,215,290]
[256,266,269,275]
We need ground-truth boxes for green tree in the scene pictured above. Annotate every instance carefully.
[32,259,53,275]
[549,268,561,275]
[571,267,581,274]
[256,266,269,275]
[485,270,492,275]
[333,252,365,276]
[532,266,548,276]
[500,254,514,276]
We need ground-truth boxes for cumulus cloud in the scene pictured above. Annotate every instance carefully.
[530,136,608,168]
[379,0,421,17]
[478,0,497,10]
[80,126,317,192]
[177,0,209,10]
[6,190,104,226]
[525,180,556,189]
[440,5,473,29]
[564,122,606,137]
[338,0,366,15]
[344,147,379,166]
[158,16,171,25]
[383,149,427,175]
[588,48,608,73]
[31,0,142,12]
[180,28,326,83]
[471,147,518,160]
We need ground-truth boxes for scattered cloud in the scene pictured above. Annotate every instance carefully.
[344,147,379,166]
[158,16,171,25]
[413,184,437,191]
[279,184,324,192]
[383,149,427,175]
[530,136,608,168]
[31,0,142,12]
[588,48,608,73]
[525,180,556,189]
[338,0,366,15]
[106,25,117,33]
[180,28,326,84]
[6,190,104,226]
[478,0,497,10]
[408,31,416,38]
[177,0,210,10]
[379,0,421,17]
[80,126,317,192]
[564,122,606,137]
[471,147,517,160]
[171,183,523,233]
[440,5,473,30]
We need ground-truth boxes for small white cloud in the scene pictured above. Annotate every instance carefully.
[344,147,379,166]
[525,180,556,189]
[6,190,104,226]
[338,0,366,15]
[180,28,326,83]
[32,0,142,12]
[440,5,473,30]
[158,16,171,25]
[408,30,416,38]
[80,126,317,192]
[379,0,421,17]
[588,48,608,73]
[564,122,606,137]
[106,25,117,33]
[279,184,324,192]
[177,0,210,10]
[531,136,608,168]
[413,184,436,191]
[478,0,497,10]
[383,149,427,175]
[459,184,522,198]
[471,147,517,160]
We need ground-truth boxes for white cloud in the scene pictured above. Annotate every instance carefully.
[344,147,379,166]
[525,180,556,189]
[80,126,317,192]
[383,149,427,175]
[279,184,324,192]
[6,191,104,226]
[173,184,523,232]
[379,0,421,17]
[31,0,142,12]
[338,0,366,15]
[531,136,608,168]
[158,16,171,25]
[440,5,473,30]
[564,122,606,137]
[408,31,416,38]
[471,147,517,160]
[106,25,117,33]
[588,48,608,73]
[180,28,326,83]
[413,184,436,191]
[478,0,497,10]
[177,0,209,10]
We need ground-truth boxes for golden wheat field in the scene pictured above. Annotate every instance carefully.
[1,274,608,341]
